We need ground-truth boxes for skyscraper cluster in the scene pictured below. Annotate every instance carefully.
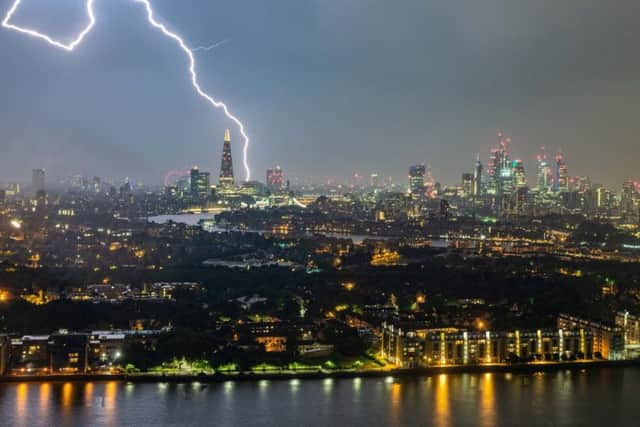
[470,133,573,199]
[486,133,516,197]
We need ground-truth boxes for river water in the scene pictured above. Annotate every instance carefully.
[0,368,637,426]
[147,214,450,247]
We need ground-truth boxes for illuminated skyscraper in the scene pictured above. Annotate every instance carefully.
[487,133,512,196]
[554,149,568,192]
[462,173,474,198]
[266,166,284,191]
[32,168,45,193]
[487,149,499,195]
[219,129,234,188]
[621,180,638,221]
[473,154,483,196]
[536,148,552,192]
[512,159,527,188]
[190,167,210,200]
[596,187,612,209]
[408,164,426,197]
[576,176,591,193]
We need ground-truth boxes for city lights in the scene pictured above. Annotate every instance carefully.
[0,3,638,425]
[2,0,252,181]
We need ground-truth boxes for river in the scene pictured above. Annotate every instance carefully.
[147,214,450,247]
[0,367,637,426]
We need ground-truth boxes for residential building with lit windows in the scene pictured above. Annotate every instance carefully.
[615,311,640,358]
[381,321,600,368]
[616,311,640,345]
[380,321,431,368]
[10,335,50,375]
[48,332,90,374]
[88,332,126,372]
[557,313,624,360]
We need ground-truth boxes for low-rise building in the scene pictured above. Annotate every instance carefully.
[558,313,624,360]
[89,332,126,372]
[615,311,640,358]
[10,335,50,375]
[48,332,90,374]
[381,320,598,368]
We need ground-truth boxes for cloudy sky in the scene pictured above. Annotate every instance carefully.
[0,0,639,187]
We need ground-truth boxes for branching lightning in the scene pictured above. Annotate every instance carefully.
[2,0,251,181]
[2,0,96,50]
[192,38,228,53]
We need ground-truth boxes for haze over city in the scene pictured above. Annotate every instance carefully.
[1,0,639,186]
[3,2,640,426]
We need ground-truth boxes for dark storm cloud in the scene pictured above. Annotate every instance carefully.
[0,0,638,187]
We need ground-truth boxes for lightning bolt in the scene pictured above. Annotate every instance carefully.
[192,38,229,53]
[2,0,252,182]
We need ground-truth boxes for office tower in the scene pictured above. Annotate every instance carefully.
[487,133,512,196]
[497,136,514,195]
[554,150,569,192]
[190,167,211,200]
[621,180,637,221]
[473,154,483,196]
[370,173,380,189]
[32,169,45,193]
[512,187,528,213]
[266,166,285,191]
[487,149,499,195]
[596,187,612,209]
[408,164,426,197]
[462,173,474,198]
[425,165,437,197]
[512,159,527,188]
[576,177,591,193]
[0,189,5,205]
[219,129,234,188]
[536,148,552,192]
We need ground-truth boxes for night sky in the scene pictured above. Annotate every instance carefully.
[1,0,639,187]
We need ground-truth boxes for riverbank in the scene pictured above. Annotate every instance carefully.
[2,359,638,384]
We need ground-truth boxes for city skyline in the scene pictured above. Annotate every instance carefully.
[1,129,633,195]
[1,1,639,187]
[1,2,640,422]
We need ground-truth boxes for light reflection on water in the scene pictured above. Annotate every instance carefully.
[435,374,450,427]
[479,373,494,427]
[0,368,637,427]
[16,383,27,426]
[39,383,50,416]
